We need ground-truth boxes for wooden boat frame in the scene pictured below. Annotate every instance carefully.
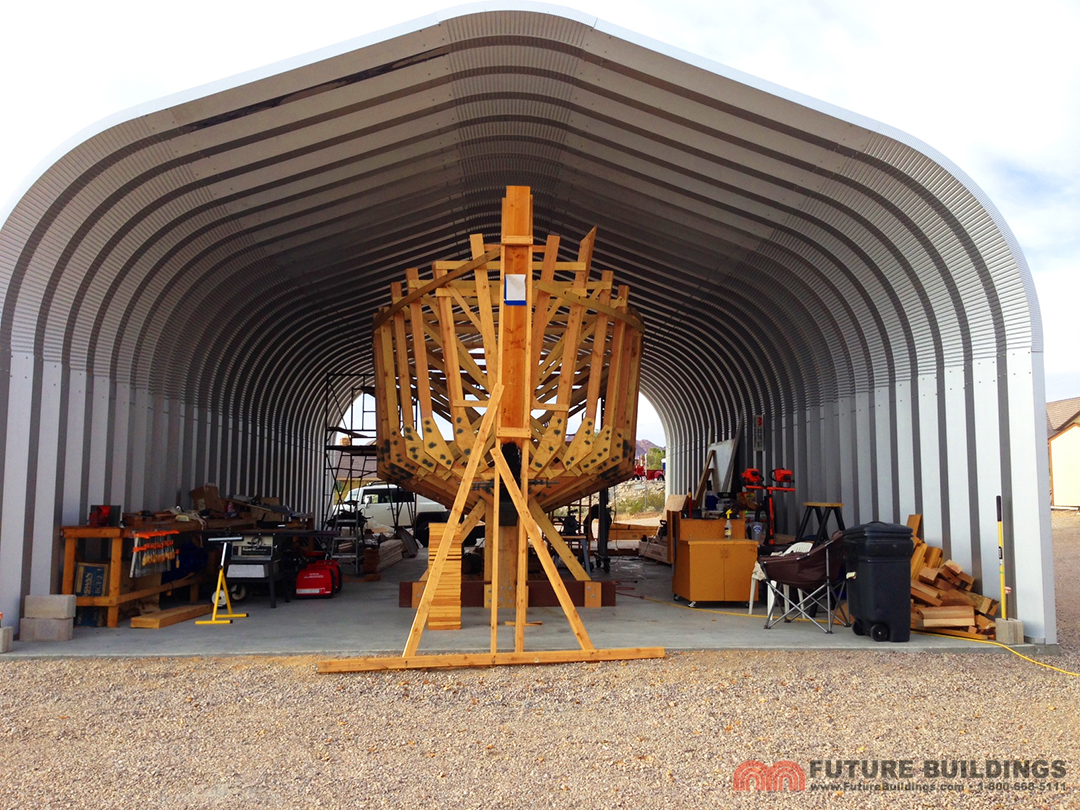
[318,187,663,672]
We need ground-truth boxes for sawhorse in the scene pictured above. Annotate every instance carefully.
[794,502,845,544]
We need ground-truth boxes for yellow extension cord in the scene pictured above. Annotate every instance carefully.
[634,593,1080,678]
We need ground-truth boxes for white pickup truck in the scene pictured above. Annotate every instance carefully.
[331,483,450,545]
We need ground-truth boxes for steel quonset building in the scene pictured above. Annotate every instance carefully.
[0,5,1054,642]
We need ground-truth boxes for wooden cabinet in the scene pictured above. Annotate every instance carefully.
[672,538,758,605]
[680,517,746,541]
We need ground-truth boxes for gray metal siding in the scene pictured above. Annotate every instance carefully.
[0,6,1054,642]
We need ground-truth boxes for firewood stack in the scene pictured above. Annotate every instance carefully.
[910,541,998,639]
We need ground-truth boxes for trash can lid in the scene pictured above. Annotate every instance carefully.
[842,522,913,556]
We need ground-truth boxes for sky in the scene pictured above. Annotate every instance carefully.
[2,0,1077,447]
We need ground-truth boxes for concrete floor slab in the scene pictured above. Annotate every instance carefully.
[2,551,1013,659]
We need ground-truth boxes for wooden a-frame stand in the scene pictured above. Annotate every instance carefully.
[196,541,248,625]
[318,187,663,673]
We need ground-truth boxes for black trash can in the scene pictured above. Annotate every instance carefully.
[842,522,913,642]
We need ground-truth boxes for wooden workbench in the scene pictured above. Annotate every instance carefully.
[60,520,252,628]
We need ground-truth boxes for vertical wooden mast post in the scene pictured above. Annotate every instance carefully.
[497,187,533,649]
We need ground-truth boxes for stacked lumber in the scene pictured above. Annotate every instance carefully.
[609,523,648,542]
[910,546,998,639]
[363,537,405,573]
[425,526,461,631]
[638,535,671,564]
[638,495,683,565]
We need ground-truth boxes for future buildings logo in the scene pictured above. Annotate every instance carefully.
[732,759,1067,794]
[732,761,806,792]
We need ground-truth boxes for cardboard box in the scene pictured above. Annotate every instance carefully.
[74,608,105,627]
[74,563,108,597]
[190,484,226,513]
[74,563,108,627]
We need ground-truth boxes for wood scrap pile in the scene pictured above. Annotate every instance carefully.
[638,494,685,565]
[910,541,998,639]
[638,535,671,564]
[186,484,311,529]
[363,537,405,573]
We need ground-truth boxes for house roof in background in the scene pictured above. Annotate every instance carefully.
[1047,396,1080,436]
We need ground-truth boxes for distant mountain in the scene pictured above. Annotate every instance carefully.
[636,438,664,459]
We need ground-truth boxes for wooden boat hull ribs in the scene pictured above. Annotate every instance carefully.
[319,186,663,673]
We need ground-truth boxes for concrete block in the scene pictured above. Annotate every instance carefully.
[23,594,77,619]
[996,617,1025,645]
[18,617,74,642]
[0,626,12,653]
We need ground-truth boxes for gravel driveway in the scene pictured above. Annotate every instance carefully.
[3,513,1079,809]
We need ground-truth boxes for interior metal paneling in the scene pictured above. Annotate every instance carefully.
[0,6,1054,642]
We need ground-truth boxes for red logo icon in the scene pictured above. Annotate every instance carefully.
[732,760,806,791]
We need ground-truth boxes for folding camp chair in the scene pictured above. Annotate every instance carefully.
[748,541,812,614]
[759,537,850,633]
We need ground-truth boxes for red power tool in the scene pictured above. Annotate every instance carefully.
[741,467,795,543]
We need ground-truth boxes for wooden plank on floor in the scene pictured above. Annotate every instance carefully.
[917,627,987,641]
[917,605,975,627]
[130,604,212,629]
[317,647,666,673]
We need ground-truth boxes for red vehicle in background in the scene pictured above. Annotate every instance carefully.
[633,459,665,481]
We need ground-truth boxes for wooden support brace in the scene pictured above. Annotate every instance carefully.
[374,248,501,328]
[528,501,590,581]
[390,286,414,431]
[578,424,615,474]
[403,384,504,657]
[694,448,718,506]
[491,445,595,652]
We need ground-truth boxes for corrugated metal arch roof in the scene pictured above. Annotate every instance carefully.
[0,4,1055,642]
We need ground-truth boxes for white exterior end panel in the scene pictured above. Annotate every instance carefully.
[1005,350,1055,644]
